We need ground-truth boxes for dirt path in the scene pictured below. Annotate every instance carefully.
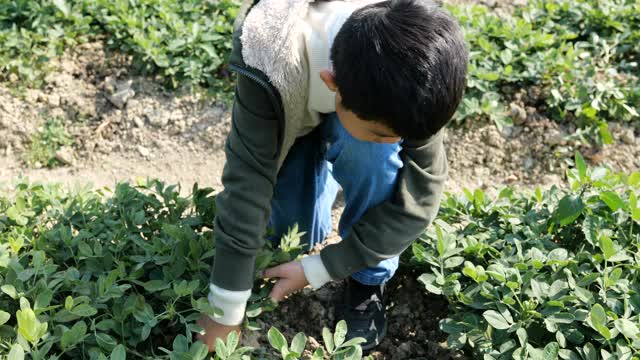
[1,41,638,359]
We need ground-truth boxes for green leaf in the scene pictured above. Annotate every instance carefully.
[322,327,335,353]
[599,123,614,145]
[52,0,71,17]
[543,342,559,360]
[141,280,170,293]
[312,347,324,360]
[590,304,607,327]
[2,284,18,299]
[7,344,24,360]
[290,333,306,354]
[65,296,74,310]
[215,337,228,358]
[71,304,98,317]
[96,332,118,352]
[599,236,615,261]
[590,304,611,339]
[16,307,47,344]
[0,311,10,326]
[61,321,87,350]
[226,330,239,353]
[268,327,287,353]
[575,152,588,182]
[516,328,527,347]
[629,172,640,187]
[554,195,585,226]
[614,319,640,340]
[599,191,626,212]
[483,310,511,330]
[444,256,465,269]
[583,343,597,360]
[340,337,367,348]
[334,320,348,348]
[110,344,126,360]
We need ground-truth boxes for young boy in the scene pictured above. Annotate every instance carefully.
[197,0,468,352]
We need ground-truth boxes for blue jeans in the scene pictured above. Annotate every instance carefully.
[269,113,403,285]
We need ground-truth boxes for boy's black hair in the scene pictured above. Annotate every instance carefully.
[330,0,468,140]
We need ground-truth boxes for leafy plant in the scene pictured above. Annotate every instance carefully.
[23,117,74,168]
[412,152,640,359]
[449,0,639,142]
[1,0,238,99]
[0,179,300,359]
[267,320,371,360]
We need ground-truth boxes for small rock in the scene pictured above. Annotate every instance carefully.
[137,145,151,157]
[47,94,61,107]
[308,336,321,350]
[523,156,535,170]
[500,125,517,138]
[314,287,333,302]
[105,78,135,109]
[54,147,75,165]
[505,174,519,183]
[620,128,635,144]
[545,129,566,146]
[391,303,411,317]
[393,342,413,360]
[132,116,145,128]
[509,103,527,125]
[146,110,169,127]
[242,330,261,348]
[308,301,326,319]
[483,130,503,148]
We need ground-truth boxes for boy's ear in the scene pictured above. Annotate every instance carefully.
[319,69,338,92]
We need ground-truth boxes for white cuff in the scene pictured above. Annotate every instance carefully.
[301,254,334,290]
[207,284,252,326]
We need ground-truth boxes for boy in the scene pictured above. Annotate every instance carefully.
[197,0,468,352]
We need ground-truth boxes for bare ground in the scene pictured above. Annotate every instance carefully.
[1,41,638,359]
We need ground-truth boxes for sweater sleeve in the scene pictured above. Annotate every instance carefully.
[319,130,448,279]
[210,70,282,292]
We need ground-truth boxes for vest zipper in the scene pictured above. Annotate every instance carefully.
[228,63,285,159]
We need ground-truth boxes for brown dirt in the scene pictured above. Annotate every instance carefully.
[0,40,638,359]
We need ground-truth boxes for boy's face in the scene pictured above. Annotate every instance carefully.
[320,70,401,144]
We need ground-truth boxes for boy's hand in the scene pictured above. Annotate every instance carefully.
[196,314,241,353]
[263,260,309,301]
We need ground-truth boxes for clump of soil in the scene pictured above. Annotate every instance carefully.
[0,41,231,168]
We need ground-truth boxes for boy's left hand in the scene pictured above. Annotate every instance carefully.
[263,260,309,301]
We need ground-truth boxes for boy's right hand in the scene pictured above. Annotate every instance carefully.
[196,313,242,353]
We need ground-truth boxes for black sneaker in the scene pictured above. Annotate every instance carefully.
[335,278,388,351]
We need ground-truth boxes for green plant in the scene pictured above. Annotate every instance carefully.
[0,179,301,359]
[1,0,238,100]
[212,331,253,360]
[449,0,639,142]
[23,117,74,168]
[0,0,92,86]
[267,321,370,360]
[412,152,640,358]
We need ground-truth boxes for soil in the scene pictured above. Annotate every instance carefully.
[0,38,638,359]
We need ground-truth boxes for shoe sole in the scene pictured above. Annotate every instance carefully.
[361,320,388,352]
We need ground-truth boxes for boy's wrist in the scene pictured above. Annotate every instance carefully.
[207,284,252,326]
[300,254,334,289]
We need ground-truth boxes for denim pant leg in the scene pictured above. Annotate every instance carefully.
[323,113,403,286]
[268,123,339,250]
[269,113,403,286]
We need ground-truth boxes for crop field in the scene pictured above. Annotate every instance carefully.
[0,0,639,359]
